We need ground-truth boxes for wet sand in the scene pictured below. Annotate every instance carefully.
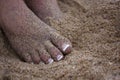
[0,0,120,80]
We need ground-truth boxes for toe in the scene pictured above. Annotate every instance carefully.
[50,33,72,54]
[18,52,32,63]
[39,48,54,64]
[40,54,54,64]
[44,41,64,61]
[29,50,41,64]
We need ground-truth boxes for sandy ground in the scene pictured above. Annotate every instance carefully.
[0,0,120,80]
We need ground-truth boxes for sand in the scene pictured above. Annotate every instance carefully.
[0,0,120,80]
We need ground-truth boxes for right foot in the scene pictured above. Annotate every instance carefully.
[0,0,72,64]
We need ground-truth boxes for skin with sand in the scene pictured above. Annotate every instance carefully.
[0,0,119,79]
[0,0,72,64]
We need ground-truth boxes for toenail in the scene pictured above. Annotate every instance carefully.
[62,44,70,52]
[30,62,34,64]
[48,58,54,64]
[57,55,63,61]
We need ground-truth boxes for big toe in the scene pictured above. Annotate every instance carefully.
[50,32,72,54]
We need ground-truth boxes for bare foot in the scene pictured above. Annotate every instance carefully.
[25,0,63,24]
[0,0,72,64]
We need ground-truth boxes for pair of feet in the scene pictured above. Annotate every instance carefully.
[0,0,72,64]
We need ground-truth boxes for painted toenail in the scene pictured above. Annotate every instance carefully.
[48,58,54,64]
[31,62,34,64]
[62,44,70,52]
[57,55,63,61]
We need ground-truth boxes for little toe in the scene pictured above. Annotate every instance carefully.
[39,49,54,64]
[44,41,64,61]
[50,33,72,54]
[29,50,41,64]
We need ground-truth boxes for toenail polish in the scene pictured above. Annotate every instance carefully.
[62,44,70,52]
[48,58,54,64]
[57,55,63,61]
[31,62,34,64]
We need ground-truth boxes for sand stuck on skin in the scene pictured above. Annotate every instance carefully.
[0,0,120,80]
